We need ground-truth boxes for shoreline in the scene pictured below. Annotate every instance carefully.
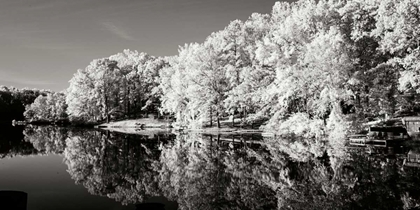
[97,118,271,135]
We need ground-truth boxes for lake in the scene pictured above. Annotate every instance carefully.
[1,125,420,210]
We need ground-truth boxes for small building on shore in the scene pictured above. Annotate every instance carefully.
[368,126,409,140]
[402,116,420,134]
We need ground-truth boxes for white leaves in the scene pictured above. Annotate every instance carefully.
[67,51,166,122]
[373,0,420,54]
[396,48,420,92]
[25,92,67,121]
[277,112,325,139]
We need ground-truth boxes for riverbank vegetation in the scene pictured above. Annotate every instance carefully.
[12,0,420,140]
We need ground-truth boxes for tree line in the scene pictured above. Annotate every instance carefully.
[0,86,53,123]
[17,0,420,139]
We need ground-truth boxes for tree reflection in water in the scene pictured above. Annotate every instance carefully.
[156,133,278,209]
[17,126,420,209]
[63,130,172,205]
[0,125,37,158]
[24,125,69,154]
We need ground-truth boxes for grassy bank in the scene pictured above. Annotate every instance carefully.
[97,118,171,128]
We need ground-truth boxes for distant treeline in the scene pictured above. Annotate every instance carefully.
[0,86,53,123]
[11,0,420,141]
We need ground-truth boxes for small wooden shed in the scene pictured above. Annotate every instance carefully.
[402,116,420,133]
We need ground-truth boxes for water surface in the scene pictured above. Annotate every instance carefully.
[1,125,420,210]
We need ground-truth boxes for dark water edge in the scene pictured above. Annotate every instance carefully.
[1,125,420,210]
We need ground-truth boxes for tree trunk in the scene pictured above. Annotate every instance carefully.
[210,107,213,127]
[232,113,234,127]
[139,101,142,117]
[217,111,220,128]
[127,88,130,118]
[105,93,109,123]
[240,109,244,128]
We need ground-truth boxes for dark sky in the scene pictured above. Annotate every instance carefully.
[0,0,292,91]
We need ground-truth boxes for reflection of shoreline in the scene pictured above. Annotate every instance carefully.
[0,191,27,210]
[136,203,165,210]
[136,196,178,210]
[101,127,173,138]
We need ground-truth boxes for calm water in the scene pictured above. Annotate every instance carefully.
[1,125,420,210]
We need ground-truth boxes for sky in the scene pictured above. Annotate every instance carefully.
[0,0,293,91]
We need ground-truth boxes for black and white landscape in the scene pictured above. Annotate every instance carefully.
[1,0,420,209]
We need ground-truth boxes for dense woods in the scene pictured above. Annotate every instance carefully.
[13,0,420,139]
[0,86,52,123]
[66,50,166,123]
[158,0,420,141]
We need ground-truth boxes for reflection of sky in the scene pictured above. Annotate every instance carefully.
[0,154,134,210]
